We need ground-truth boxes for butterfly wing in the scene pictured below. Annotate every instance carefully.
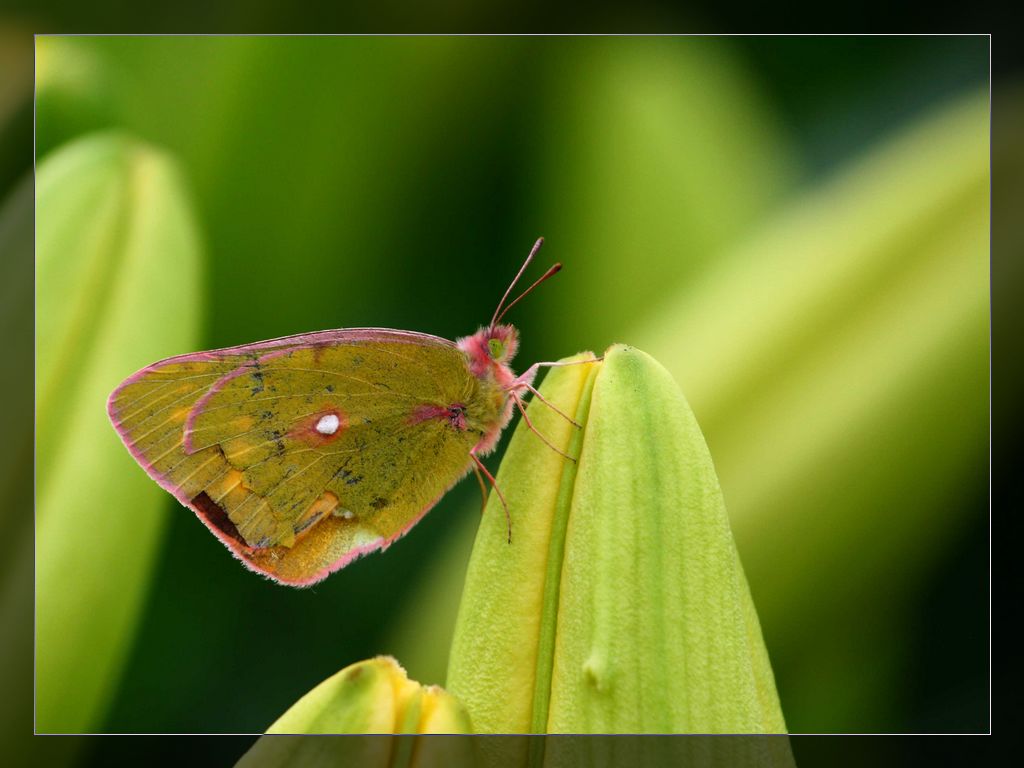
[108,329,496,585]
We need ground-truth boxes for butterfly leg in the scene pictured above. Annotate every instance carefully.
[470,449,512,544]
[509,357,602,427]
[471,462,490,514]
[510,391,576,462]
[516,382,581,428]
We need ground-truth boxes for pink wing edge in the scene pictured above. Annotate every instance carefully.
[106,327,463,587]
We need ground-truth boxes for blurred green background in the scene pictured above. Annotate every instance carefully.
[21,35,989,744]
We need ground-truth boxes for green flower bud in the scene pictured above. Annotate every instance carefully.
[447,345,789,739]
[265,656,471,735]
[239,657,473,768]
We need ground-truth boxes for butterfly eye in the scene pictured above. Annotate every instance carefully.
[488,338,505,360]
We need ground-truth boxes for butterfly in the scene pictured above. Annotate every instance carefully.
[107,238,577,586]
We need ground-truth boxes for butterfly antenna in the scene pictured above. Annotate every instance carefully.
[492,262,562,327]
[490,237,545,329]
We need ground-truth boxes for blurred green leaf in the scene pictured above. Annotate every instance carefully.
[36,132,204,732]
[448,347,788,738]
[58,37,544,343]
[631,90,989,729]
[35,37,119,158]
[534,37,797,353]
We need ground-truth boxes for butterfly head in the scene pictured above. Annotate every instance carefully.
[458,324,519,382]
[460,237,558,384]
[485,324,519,365]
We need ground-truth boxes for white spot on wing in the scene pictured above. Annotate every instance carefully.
[315,414,340,435]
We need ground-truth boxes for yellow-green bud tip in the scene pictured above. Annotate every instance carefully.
[263,656,471,735]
